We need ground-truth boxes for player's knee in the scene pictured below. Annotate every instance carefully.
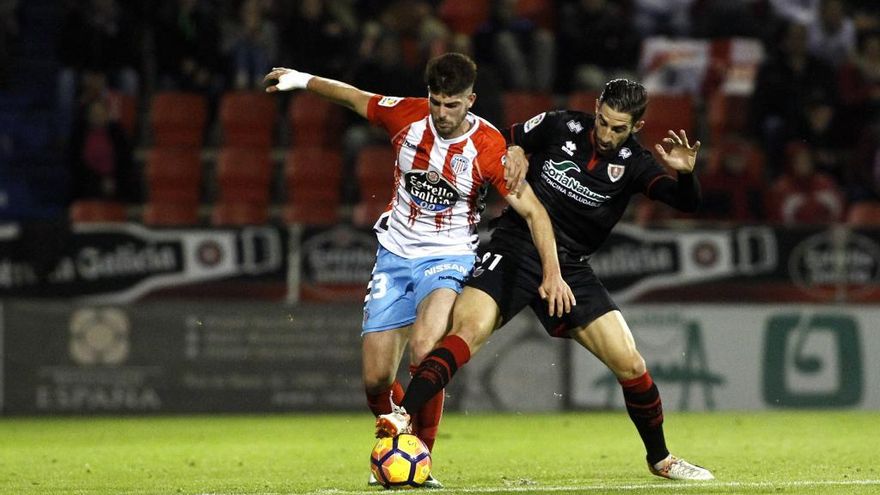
[611,352,646,381]
[363,369,396,394]
[449,319,489,354]
[408,335,437,364]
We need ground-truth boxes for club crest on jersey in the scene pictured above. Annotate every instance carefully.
[451,154,470,174]
[523,112,546,133]
[405,170,461,212]
[618,147,632,159]
[566,119,583,134]
[607,163,625,182]
[378,96,403,107]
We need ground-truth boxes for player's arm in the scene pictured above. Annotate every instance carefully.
[647,129,702,212]
[504,184,576,317]
[263,67,374,119]
[501,112,560,195]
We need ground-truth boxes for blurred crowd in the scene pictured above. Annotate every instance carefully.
[30,0,880,225]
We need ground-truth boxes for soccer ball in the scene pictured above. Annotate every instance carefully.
[370,434,432,488]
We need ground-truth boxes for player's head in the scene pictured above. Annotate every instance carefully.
[425,52,477,139]
[593,79,647,156]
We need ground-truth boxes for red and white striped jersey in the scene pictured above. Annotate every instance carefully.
[366,95,510,258]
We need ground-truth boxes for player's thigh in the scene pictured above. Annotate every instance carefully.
[570,310,646,380]
[409,288,458,363]
[448,286,503,355]
[363,246,418,333]
[362,326,410,390]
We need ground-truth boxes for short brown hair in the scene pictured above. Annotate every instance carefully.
[599,79,648,122]
[424,52,477,95]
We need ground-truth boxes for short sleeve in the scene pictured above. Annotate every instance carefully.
[505,110,563,153]
[367,95,429,137]
[472,129,510,197]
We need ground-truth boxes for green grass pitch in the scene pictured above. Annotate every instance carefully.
[1,411,878,494]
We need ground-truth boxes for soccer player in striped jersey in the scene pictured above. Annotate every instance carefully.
[265,53,575,487]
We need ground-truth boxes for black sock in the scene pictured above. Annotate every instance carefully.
[620,372,669,466]
[401,335,470,413]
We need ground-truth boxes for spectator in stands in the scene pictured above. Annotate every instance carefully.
[57,0,139,138]
[223,0,278,90]
[807,0,857,67]
[767,142,845,224]
[282,0,355,79]
[698,142,766,222]
[631,0,695,37]
[556,0,641,93]
[768,0,820,27]
[838,29,880,122]
[691,0,765,39]
[67,99,137,203]
[845,121,880,203]
[155,0,222,92]
[750,21,837,177]
[797,89,848,181]
[473,0,555,91]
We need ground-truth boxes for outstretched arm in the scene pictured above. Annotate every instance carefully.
[263,67,374,119]
[650,129,702,212]
[504,183,576,317]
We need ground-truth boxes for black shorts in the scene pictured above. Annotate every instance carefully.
[466,233,618,338]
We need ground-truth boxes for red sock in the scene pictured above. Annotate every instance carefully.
[408,364,445,452]
[366,380,404,417]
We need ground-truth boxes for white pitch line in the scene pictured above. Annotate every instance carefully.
[289,479,880,495]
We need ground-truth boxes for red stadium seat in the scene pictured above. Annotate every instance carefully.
[568,90,600,113]
[287,93,346,147]
[144,148,203,204]
[847,201,880,226]
[708,92,750,144]
[215,147,273,205]
[439,0,491,35]
[706,137,765,180]
[282,148,342,225]
[219,90,277,147]
[142,202,200,226]
[502,91,556,128]
[149,92,207,147]
[639,93,695,159]
[356,145,396,203]
[210,201,269,226]
[70,199,128,223]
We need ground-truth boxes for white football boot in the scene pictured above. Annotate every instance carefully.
[649,455,714,480]
[367,472,443,488]
[367,472,381,487]
[375,405,412,438]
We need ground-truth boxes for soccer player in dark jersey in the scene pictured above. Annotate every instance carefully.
[377,79,714,481]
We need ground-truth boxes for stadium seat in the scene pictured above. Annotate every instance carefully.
[215,147,273,205]
[70,199,128,223]
[356,145,396,203]
[846,201,880,226]
[706,137,765,180]
[287,92,346,147]
[144,148,203,204]
[639,93,695,157]
[210,201,269,226]
[149,92,207,148]
[439,0,491,35]
[568,90,600,113]
[502,91,556,128]
[707,92,750,144]
[142,202,200,226]
[282,148,342,225]
[219,90,277,147]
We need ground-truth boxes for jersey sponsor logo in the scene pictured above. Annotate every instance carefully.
[451,154,470,174]
[523,112,546,133]
[562,140,577,156]
[608,163,625,182]
[541,159,611,207]
[567,119,584,134]
[424,262,469,276]
[378,96,403,107]
[618,147,632,159]
[404,170,461,212]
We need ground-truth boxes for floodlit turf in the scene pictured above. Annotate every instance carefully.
[0,411,878,494]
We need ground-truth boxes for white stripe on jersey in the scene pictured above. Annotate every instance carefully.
[376,113,489,259]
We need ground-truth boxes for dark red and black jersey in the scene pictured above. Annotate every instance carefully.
[494,110,698,257]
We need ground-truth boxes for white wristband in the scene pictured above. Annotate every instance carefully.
[277,70,313,91]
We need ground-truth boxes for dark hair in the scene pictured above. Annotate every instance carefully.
[598,79,648,122]
[424,52,477,95]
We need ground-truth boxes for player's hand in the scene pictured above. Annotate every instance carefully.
[263,67,313,93]
[655,129,700,174]
[538,273,576,318]
[504,145,529,197]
